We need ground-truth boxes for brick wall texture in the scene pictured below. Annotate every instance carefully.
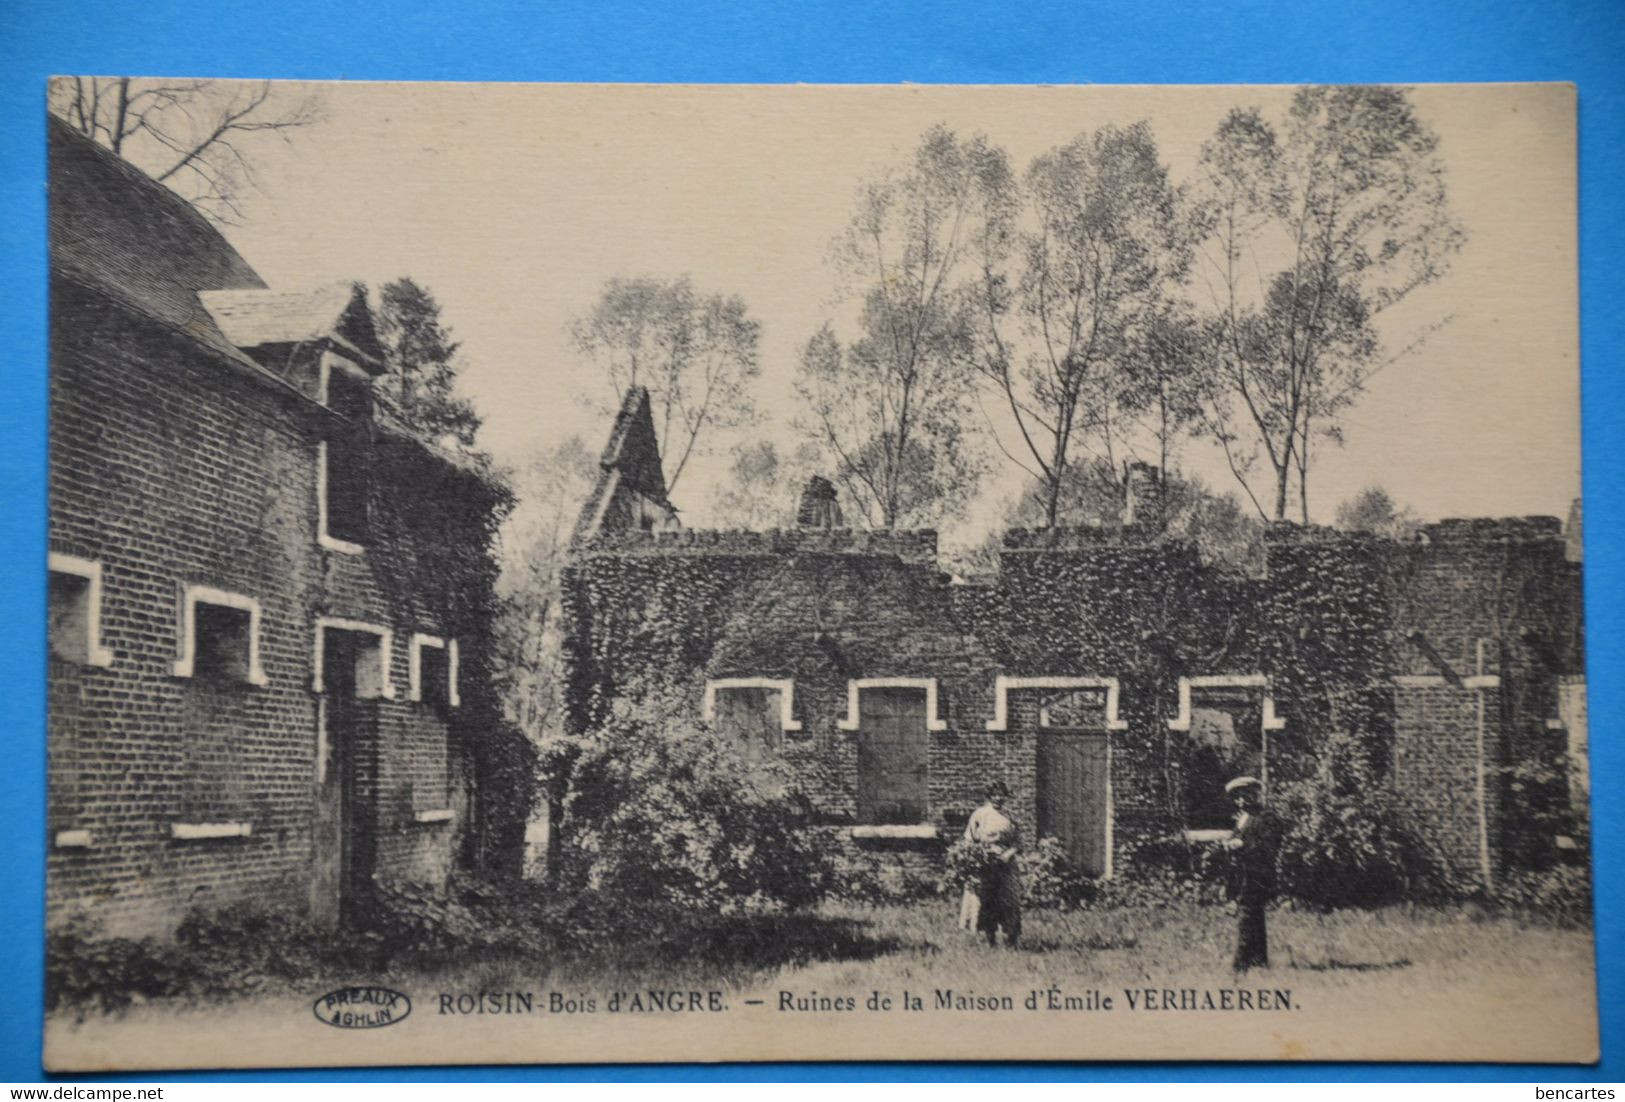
[48,283,493,937]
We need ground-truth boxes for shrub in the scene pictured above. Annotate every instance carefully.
[1017,837,1095,909]
[1503,750,1582,870]
[48,898,340,1017]
[831,848,941,904]
[937,835,1101,910]
[1271,732,1461,908]
[545,686,833,929]
[47,916,197,1017]
[173,898,335,981]
[1091,833,1230,909]
[1492,865,1593,927]
[939,836,1002,894]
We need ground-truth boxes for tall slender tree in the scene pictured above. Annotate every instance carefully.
[375,278,483,448]
[1188,86,1465,522]
[795,126,1000,528]
[494,436,599,741]
[570,276,760,494]
[964,122,1191,526]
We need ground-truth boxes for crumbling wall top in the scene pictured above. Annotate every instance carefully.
[581,525,940,564]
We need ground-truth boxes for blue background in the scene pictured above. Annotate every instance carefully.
[2,0,1622,1083]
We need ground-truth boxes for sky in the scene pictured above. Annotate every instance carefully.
[216,82,1579,544]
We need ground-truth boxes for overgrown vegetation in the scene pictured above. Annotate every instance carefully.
[541,687,834,920]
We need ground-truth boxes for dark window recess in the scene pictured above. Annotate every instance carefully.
[48,571,92,663]
[193,603,253,682]
[419,645,451,711]
[712,687,784,765]
[1039,688,1109,729]
[326,368,371,419]
[1179,700,1264,830]
[325,428,371,545]
[324,371,372,546]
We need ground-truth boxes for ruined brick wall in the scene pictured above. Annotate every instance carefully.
[1393,683,1501,879]
[566,507,1583,885]
[48,285,491,935]
[1384,518,1580,874]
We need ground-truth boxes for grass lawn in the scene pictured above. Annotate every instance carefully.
[47,899,1600,1068]
[441,898,1594,1000]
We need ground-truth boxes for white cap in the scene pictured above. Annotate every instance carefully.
[1224,775,1262,794]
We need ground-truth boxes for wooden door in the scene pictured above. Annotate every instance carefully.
[312,631,370,924]
[856,687,928,824]
[1037,732,1109,876]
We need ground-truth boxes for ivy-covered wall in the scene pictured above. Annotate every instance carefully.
[562,514,1582,882]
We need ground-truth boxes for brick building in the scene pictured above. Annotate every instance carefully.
[47,116,509,936]
[564,387,1587,885]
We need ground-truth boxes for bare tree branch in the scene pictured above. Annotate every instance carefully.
[49,76,324,223]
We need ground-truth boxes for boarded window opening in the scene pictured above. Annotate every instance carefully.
[315,622,392,700]
[48,571,93,664]
[712,686,785,766]
[192,602,253,682]
[351,633,388,700]
[856,687,929,824]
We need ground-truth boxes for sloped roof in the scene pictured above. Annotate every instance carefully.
[48,113,266,365]
[200,283,387,373]
[597,385,669,499]
[573,385,676,543]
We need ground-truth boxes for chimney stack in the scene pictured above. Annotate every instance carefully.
[797,476,844,529]
[1123,462,1164,527]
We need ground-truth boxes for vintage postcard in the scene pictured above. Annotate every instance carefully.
[42,81,1592,1069]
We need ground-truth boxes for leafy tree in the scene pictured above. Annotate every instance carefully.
[1188,86,1466,523]
[966,122,1193,527]
[1334,485,1422,540]
[495,436,599,741]
[708,439,823,529]
[374,278,483,448]
[543,686,831,914]
[48,77,322,223]
[1002,458,1264,570]
[571,276,761,494]
[795,126,998,528]
[1129,303,1209,488]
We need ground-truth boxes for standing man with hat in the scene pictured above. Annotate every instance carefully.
[1222,775,1284,971]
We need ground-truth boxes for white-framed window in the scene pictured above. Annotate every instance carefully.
[47,553,113,667]
[409,633,460,709]
[317,441,368,554]
[835,678,949,732]
[173,585,267,686]
[703,678,802,732]
[985,675,1129,732]
[312,617,395,699]
[704,678,799,765]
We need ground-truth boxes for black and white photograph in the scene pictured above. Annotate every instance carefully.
[41,80,1592,1069]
